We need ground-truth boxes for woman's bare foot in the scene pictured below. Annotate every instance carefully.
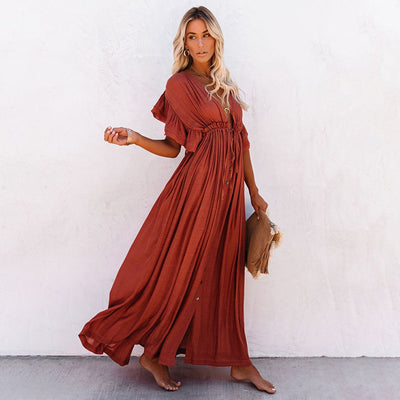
[231,362,276,394]
[139,353,182,391]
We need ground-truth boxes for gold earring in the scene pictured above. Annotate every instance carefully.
[183,49,190,57]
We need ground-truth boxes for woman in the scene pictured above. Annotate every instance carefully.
[79,6,276,394]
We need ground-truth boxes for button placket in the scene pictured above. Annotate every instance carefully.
[195,279,203,302]
[221,128,239,201]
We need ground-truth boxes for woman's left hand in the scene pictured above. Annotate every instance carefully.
[250,192,268,220]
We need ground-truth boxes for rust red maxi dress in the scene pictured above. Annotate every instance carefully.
[78,68,252,367]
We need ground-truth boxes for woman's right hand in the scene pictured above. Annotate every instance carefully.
[103,126,180,158]
[104,126,139,146]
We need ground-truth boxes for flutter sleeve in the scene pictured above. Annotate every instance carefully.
[151,90,188,148]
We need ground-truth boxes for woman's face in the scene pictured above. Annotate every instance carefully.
[184,18,215,68]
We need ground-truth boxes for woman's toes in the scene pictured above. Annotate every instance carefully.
[163,381,179,391]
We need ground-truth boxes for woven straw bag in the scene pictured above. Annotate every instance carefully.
[245,209,282,279]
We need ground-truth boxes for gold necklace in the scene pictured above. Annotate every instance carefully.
[189,65,211,79]
[189,66,231,114]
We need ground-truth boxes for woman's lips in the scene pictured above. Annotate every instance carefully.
[197,52,207,55]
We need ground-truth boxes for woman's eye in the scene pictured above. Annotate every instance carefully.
[189,34,210,39]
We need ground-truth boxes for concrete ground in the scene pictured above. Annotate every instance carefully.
[0,355,399,400]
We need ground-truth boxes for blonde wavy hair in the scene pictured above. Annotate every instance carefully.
[171,6,249,111]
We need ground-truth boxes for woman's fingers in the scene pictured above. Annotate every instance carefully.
[109,130,118,143]
[104,127,128,145]
[104,126,114,142]
[258,196,268,212]
[113,127,125,133]
[252,196,263,220]
[252,194,269,220]
[104,126,120,144]
[252,200,260,220]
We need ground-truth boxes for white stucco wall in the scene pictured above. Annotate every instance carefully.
[1,0,399,358]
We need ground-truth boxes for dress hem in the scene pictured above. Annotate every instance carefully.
[78,332,253,368]
[182,356,252,367]
[157,352,252,367]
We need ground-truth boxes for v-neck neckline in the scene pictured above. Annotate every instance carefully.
[183,69,234,129]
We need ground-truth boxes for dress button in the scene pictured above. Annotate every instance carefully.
[226,181,229,184]
[200,280,203,284]
[229,166,232,170]
[195,296,200,301]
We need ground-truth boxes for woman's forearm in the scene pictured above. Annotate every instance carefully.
[134,132,181,158]
[243,149,259,196]
[243,148,269,216]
